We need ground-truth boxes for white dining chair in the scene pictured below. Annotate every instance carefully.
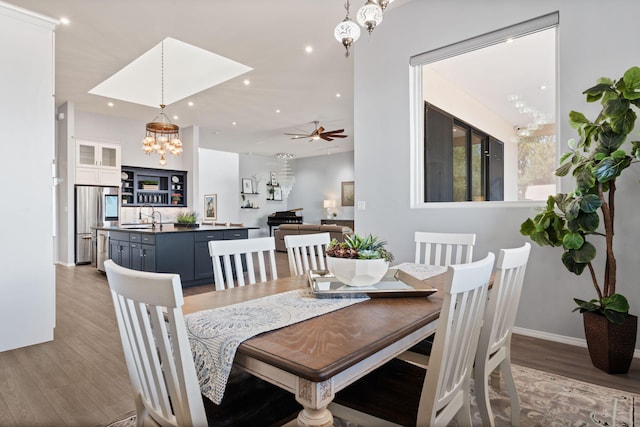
[104,260,300,427]
[414,231,476,266]
[474,242,531,427]
[400,231,477,364]
[330,252,495,427]
[208,237,278,290]
[284,232,330,276]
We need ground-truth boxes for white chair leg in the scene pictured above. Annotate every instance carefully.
[473,363,495,427]
[499,358,520,426]
[454,399,473,427]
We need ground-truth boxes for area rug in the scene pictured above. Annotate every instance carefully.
[101,364,638,426]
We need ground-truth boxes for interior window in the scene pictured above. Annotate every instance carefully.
[410,12,558,204]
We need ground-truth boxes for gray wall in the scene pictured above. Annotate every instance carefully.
[287,152,355,226]
[354,0,640,348]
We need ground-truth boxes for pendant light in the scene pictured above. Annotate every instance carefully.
[356,0,383,34]
[334,0,361,57]
[141,40,183,166]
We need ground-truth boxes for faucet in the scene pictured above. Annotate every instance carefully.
[139,204,163,230]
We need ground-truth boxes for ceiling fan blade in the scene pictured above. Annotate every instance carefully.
[316,126,325,134]
[326,134,347,138]
[322,129,345,135]
[284,132,310,137]
[320,135,334,141]
[289,135,310,140]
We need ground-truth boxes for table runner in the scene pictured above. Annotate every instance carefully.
[184,288,368,404]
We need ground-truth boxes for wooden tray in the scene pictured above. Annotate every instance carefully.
[308,268,440,298]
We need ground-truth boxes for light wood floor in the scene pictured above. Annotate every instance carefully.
[0,253,638,426]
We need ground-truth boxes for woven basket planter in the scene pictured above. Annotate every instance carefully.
[583,311,637,374]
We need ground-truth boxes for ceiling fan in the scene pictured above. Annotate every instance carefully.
[285,121,348,142]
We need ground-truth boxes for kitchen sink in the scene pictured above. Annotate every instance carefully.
[120,224,154,230]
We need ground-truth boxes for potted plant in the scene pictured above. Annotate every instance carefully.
[326,234,394,287]
[520,66,640,373]
[174,210,199,228]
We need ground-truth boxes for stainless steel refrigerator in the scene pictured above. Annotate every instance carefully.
[75,185,119,265]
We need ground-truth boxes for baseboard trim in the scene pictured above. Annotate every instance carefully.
[55,261,75,267]
[513,326,640,359]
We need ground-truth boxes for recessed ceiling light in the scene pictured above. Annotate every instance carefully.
[60,17,70,25]
[232,122,237,126]
[305,46,313,53]
[173,115,179,120]
[539,85,548,91]
[506,38,514,44]
[107,102,114,107]
[276,109,280,113]
[243,79,250,86]
[188,101,194,107]
[336,93,341,98]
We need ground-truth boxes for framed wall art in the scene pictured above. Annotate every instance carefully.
[242,178,253,194]
[341,181,354,206]
[204,194,217,221]
[273,187,283,201]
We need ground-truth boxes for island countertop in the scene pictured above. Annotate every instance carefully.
[94,224,259,234]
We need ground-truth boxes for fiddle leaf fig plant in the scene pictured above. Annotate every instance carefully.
[520,66,640,324]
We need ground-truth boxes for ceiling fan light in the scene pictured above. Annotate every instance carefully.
[357,0,383,33]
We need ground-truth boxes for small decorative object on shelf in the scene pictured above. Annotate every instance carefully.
[174,210,199,228]
[326,234,394,287]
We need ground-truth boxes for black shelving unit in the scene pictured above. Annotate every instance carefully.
[121,166,187,207]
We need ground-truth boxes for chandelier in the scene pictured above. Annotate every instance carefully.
[335,0,393,56]
[141,41,183,166]
[276,153,296,198]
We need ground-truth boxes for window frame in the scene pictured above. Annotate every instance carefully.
[409,12,559,208]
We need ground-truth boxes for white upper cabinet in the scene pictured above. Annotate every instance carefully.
[76,140,121,186]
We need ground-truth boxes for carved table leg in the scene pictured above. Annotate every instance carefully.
[295,378,334,427]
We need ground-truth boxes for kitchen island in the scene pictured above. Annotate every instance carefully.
[95,224,258,287]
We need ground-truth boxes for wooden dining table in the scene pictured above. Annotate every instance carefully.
[182,272,447,427]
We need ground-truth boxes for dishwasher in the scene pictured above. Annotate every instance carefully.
[96,230,109,272]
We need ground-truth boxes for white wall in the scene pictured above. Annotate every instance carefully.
[198,149,240,226]
[0,2,58,351]
[355,0,640,348]
[287,152,355,226]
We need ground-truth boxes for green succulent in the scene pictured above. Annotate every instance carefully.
[175,210,198,224]
[326,233,394,262]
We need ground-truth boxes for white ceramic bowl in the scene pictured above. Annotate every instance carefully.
[326,257,389,287]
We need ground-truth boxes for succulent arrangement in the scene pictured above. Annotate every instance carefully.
[175,210,198,224]
[326,233,394,262]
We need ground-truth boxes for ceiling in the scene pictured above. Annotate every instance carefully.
[10,0,388,159]
[9,0,554,159]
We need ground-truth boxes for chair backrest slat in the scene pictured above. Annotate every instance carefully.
[105,260,207,427]
[414,231,476,266]
[417,252,494,425]
[284,233,331,276]
[208,237,278,290]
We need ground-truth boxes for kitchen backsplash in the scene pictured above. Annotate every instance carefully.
[120,206,194,224]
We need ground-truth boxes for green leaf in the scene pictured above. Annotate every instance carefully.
[562,251,587,275]
[575,211,600,232]
[520,218,535,236]
[593,156,631,182]
[569,111,590,128]
[560,151,573,164]
[610,108,636,134]
[604,310,627,324]
[597,127,626,152]
[601,293,630,313]
[582,83,612,102]
[603,97,629,117]
[556,162,573,177]
[579,194,602,213]
[571,241,596,263]
[573,298,600,312]
[574,166,596,191]
[562,232,584,249]
[622,66,640,100]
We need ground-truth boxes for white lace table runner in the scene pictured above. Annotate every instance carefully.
[184,288,368,404]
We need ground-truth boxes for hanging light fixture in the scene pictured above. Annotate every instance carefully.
[141,41,183,166]
[356,0,383,34]
[276,153,296,198]
[334,0,361,57]
[377,0,394,12]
